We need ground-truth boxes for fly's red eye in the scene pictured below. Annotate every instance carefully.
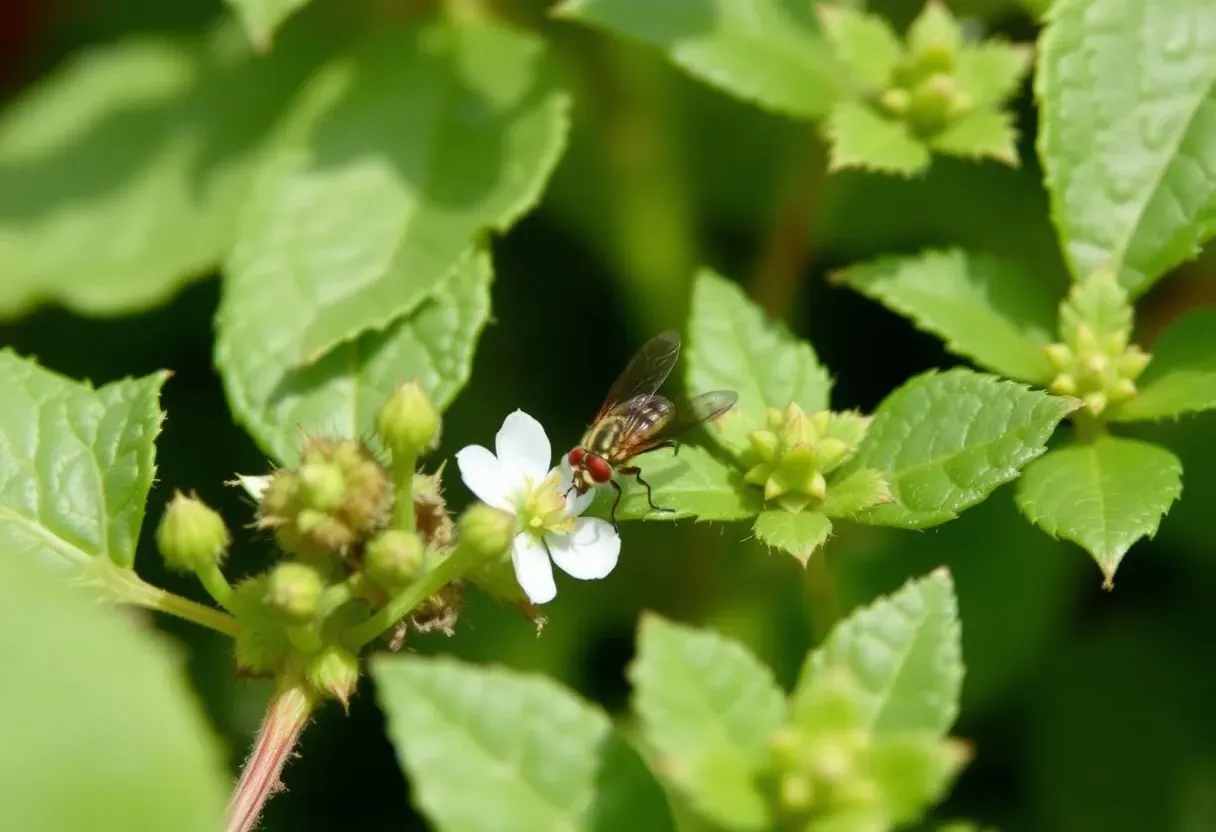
[586,454,613,483]
[568,448,585,466]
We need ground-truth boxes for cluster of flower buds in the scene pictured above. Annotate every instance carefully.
[153,381,485,709]
[1045,270,1152,417]
[878,25,973,139]
[768,668,968,831]
[744,403,870,512]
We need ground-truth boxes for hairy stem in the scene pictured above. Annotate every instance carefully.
[225,682,317,832]
[197,562,235,611]
[101,566,241,637]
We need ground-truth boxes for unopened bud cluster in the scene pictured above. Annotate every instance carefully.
[769,668,968,830]
[1045,325,1150,416]
[744,403,869,512]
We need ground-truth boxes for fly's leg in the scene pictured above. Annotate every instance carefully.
[608,479,624,533]
[619,465,674,516]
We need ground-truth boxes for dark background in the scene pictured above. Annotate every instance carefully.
[4,0,1216,829]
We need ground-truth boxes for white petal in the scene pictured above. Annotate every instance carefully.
[547,517,620,581]
[555,464,596,517]
[496,410,551,486]
[455,445,513,511]
[511,533,557,604]
[230,474,270,501]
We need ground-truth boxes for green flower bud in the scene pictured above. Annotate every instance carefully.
[779,771,815,813]
[1109,377,1137,402]
[305,645,360,710]
[264,562,324,623]
[1118,345,1151,378]
[365,529,425,591]
[376,380,441,459]
[1044,342,1073,371]
[230,577,292,677]
[156,491,231,573]
[1049,374,1077,396]
[298,461,345,512]
[458,502,515,562]
[879,87,910,117]
[1083,391,1108,415]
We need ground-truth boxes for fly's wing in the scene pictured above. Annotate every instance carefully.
[593,331,682,423]
[612,390,738,460]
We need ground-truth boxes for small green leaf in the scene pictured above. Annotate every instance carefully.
[865,733,968,824]
[797,568,963,735]
[907,0,963,57]
[600,445,763,522]
[554,0,845,119]
[753,509,832,566]
[686,269,831,458]
[1037,0,1216,294]
[826,102,931,176]
[833,249,1056,382]
[226,0,311,49]
[0,350,166,573]
[847,369,1080,528]
[1115,307,1216,422]
[223,20,568,365]
[373,655,675,832]
[954,41,1034,108]
[218,248,491,465]
[820,467,892,518]
[630,614,787,830]
[816,4,903,90]
[1059,267,1131,345]
[0,27,316,318]
[1015,435,1182,586]
[0,548,227,831]
[928,109,1020,167]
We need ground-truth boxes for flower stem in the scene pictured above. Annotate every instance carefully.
[390,454,417,534]
[100,565,241,637]
[225,681,317,832]
[197,561,235,611]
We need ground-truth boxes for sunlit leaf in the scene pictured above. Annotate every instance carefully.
[600,445,763,522]
[825,102,931,176]
[753,509,832,566]
[1115,307,1216,422]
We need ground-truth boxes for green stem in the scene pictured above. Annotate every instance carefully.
[344,541,476,650]
[1072,409,1108,443]
[196,562,235,611]
[390,455,417,534]
[318,573,364,620]
[101,566,241,638]
[804,547,840,645]
[285,624,323,654]
[225,680,317,832]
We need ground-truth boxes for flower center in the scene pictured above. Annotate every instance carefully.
[515,471,575,537]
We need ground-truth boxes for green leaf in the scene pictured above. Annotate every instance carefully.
[753,509,832,566]
[0,350,166,573]
[630,614,787,830]
[1115,307,1216,421]
[833,249,1057,382]
[847,369,1080,528]
[223,20,568,366]
[826,102,931,176]
[1037,0,1216,295]
[686,269,831,457]
[797,568,963,735]
[954,41,1034,109]
[907,0,963,57]
[0,26,316,318]
[598,445,763,522]
[820,467,892,518]
[1015,435,1182,586]
[373,655,675,832]
[226,0,311,49]
[554,0,845,119]
[928,109,1020,167]
[218,248,491,465]
[1059,267,1131,345]
[0,545,227,831]
[816,4,903,90]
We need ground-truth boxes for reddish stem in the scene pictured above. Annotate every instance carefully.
[225,682,317,832]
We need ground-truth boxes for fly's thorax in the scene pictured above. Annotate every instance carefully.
[585,417,624,456]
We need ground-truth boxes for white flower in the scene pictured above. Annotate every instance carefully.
[231,474,271,501]
[455,410,621,605]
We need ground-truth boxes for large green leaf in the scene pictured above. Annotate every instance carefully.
[218,248,492,465]
[223,20,568,366]
[0,26,316,318]
[686,269,832,457]
[797,568,962,736]
[598,444,763,522]
[372,655,675,832]
[1115,307,1216,422]
[554,0,845,119]
[1037,0,1216,294]
[834,249,1057,382]
[0,350,166,574]
[629,614,787,830]
[848,369,1079,528]
[1015,435,1182,585]
[0,546,227,831]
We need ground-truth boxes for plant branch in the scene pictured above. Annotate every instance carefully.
[100,565,241,637]
[225,681,317,832]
